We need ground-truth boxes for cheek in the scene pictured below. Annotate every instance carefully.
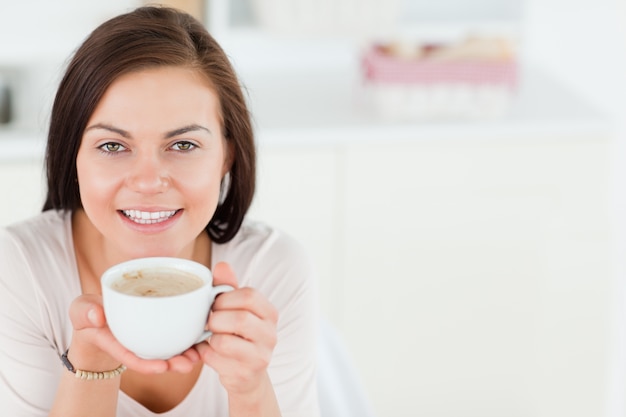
[76,157,121,207]
[185,173,222,205]
[175,157,224,190]
[178,167,224,219]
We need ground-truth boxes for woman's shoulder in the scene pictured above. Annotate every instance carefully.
[214,219,314,287]
[0,210,79,328]
[0,213,77,388]
[0,210,73,272]
[222,219,308,261]
[2,210,71,253]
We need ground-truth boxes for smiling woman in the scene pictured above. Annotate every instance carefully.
[43,10,255,245]
[0,6,320,417]
[75,67,228,260]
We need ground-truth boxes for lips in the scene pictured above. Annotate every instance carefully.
[121,209,179,224]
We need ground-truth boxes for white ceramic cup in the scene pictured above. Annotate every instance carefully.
[101,257,233,359]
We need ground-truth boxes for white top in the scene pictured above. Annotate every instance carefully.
[0,210,320,417]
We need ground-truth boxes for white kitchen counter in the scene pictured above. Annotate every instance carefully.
[0,65,611,162]
[244,65,610,145]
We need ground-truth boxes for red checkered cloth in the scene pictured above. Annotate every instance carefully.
[362,45,518,88]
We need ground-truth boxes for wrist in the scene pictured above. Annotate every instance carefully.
[61,349,126,380]
[66,339,120,373]
[227,372,280,416]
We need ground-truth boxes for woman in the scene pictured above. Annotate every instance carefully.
[0,6,319,417]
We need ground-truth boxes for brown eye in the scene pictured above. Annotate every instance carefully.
[99,142,125,153]
[172,141,195,151]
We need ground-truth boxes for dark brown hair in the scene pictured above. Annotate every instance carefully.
[43,6,255,243]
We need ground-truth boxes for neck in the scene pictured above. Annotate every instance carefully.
[71,209,212,292]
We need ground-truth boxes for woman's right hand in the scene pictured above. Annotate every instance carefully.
[67,294,201,374]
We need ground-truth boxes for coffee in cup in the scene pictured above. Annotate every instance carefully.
[101,257,233,359]
[111,268,204,297]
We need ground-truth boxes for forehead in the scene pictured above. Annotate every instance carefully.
[88,66,222,130]
[102,66,217,102]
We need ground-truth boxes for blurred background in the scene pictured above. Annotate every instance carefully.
[0,0,625,416]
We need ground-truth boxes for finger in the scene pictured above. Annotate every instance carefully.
[165,354,196,374]
[207,309,276,345]
[195,340,220,366]
[69,298,170,374]
[182,347,201,363]
[195,341,251,388]
[88,331,169,374]
[198,334,271,369]
[69,295,107,330]
[212,287,278,322]
[212,262,239,289]
[195,340,212,357]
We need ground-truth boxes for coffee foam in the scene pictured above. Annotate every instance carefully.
[112,268,204,297]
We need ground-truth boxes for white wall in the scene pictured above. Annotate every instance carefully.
[0,0,138,49]
[523,0,626,117]
[0,0,141,132]
[524,1,626,416]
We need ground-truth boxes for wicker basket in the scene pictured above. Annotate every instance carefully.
[360,40,518,120]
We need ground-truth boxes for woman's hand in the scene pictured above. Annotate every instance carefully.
[195,262,279,397]
[67,294,201,375]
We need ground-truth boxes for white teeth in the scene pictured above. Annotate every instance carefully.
[122,209,177,224]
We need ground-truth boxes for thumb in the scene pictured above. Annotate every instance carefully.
[212,261,239,289]
[69,294,107,331]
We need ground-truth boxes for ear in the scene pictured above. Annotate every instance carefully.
[221,139,234,177]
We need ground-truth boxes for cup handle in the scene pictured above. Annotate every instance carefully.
[195,285,235,344]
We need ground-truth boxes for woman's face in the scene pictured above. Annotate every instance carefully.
[76,66,230,259]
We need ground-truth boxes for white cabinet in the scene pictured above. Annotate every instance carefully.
[249,145,343,320]
[342,135,611,417]
[250,131,612,417]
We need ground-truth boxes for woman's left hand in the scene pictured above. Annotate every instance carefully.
[194,262,279,397]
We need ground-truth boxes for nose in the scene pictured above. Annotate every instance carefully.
[126,152,170,194]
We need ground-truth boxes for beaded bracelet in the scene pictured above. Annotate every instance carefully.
[60,349,127,380]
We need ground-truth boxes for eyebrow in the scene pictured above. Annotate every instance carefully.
[84,123,213,138]
[165,124,213,138]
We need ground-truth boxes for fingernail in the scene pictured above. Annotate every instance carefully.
[87,309,98,324]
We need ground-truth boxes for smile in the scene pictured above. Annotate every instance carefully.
[122,209,178,224]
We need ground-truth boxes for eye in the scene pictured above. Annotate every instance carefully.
[171,141,196,151]
[99,142,126,153]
